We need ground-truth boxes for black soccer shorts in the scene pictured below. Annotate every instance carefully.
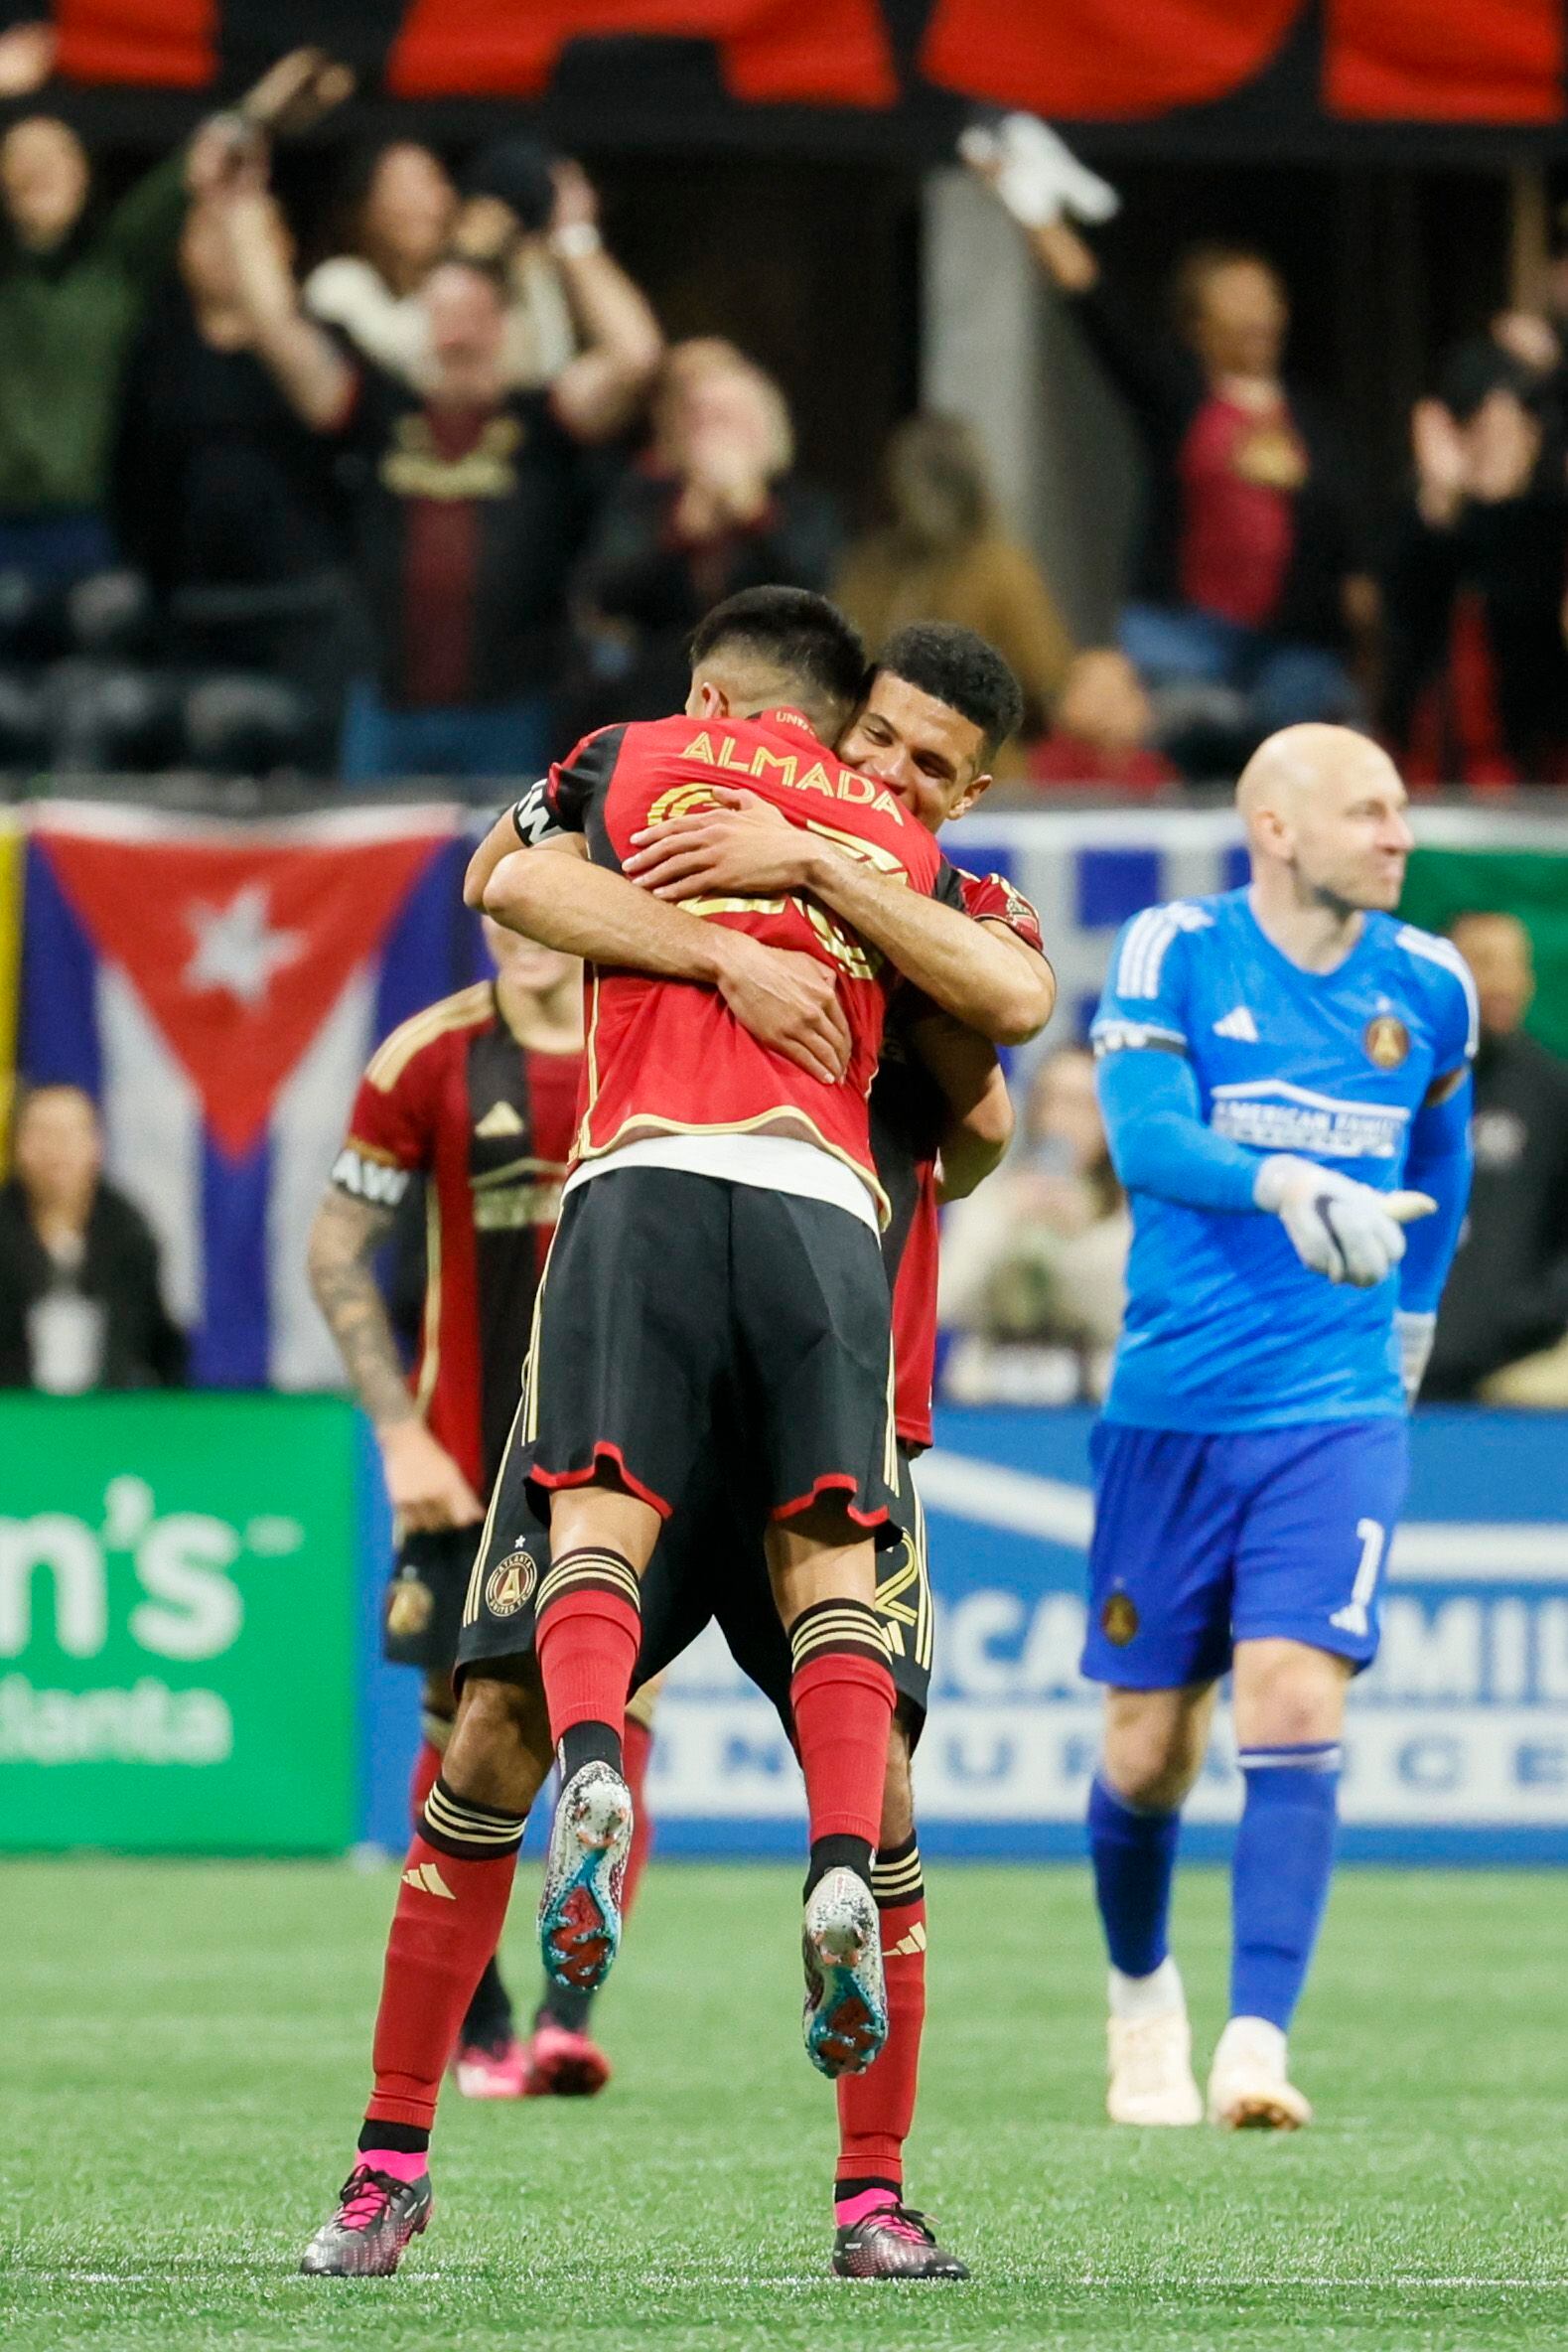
[520,1164,899,1531]
[381,1526,481,1672]
[455,1433,934,1745]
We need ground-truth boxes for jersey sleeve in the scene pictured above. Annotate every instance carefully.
[957,867,1046,955]
[331,1029,441,1209]
[514,722,628,847]
[1091,902,1208,1058]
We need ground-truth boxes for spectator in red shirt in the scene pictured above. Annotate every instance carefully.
[968,144,1373,772]
[1027,649,1179,794]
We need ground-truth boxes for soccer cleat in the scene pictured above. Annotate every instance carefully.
[538,1761,633,1996]
[1207,2015,1313,2131]
[299,2163,432,2278]
[831,2202,970,2280]
[1106,2008,1203,2127]
[452,2034,528,2099]
[801,1866,887,2079]
[523,2018,612,2098]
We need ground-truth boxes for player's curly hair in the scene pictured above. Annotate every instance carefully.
[875,622,1024,765]
[689,587,868,732]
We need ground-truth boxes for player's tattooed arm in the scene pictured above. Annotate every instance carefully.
[909,1008,1015,1201]
[307,1187,483,1531]
[625,786,1055,1047]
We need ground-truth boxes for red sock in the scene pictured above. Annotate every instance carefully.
[621,1714,655,1920]
[535,1549,641,1746]
[408,1735,443,1831]
[363,1781,525,2137]
[836,1868,926,2200]
[788,1602,896,1850]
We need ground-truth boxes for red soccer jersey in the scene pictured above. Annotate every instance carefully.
[533,708,953,1218]
[873,868,1047,1450]
[333,981,581,1494]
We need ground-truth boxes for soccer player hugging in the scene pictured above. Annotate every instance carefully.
[1085,724,1474,2130]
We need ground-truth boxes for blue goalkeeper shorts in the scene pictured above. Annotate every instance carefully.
[1080,1417,1409,1689]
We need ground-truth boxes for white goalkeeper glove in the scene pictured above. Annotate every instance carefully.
[957,113,1120,231]
[1254,1155,1436,1290]
[1394,1309,1436,1405]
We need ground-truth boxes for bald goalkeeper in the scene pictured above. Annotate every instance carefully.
[1080,724,1475,2132]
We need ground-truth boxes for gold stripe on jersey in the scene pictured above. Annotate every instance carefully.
[882,1341,899,1490]
[535,1547,641,1618]
[910,1478,933,1674]
[413,1184,443,1421]
[364,981,494,1094]
[463,1402,523,1628]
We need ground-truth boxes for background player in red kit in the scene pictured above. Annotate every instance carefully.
[307,920,653,2098]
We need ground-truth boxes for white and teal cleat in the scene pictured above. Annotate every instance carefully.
[801,1866,887,2079]
[537,1761,633,1996]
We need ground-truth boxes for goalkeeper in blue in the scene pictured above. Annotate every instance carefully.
[1085,724,1475,2132]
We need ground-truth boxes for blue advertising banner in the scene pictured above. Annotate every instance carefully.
[641,1405,1568,1863]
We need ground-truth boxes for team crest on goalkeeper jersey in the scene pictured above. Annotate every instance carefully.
[1364,1013,1410,1069]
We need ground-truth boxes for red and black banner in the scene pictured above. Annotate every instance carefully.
[30,0,1568,156]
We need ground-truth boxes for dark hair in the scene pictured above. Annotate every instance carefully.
[689,587,868,725]
[875,622,1024,763]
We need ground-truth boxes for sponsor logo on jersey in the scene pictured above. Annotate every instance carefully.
[1364,1013,1410,1070]
[1210,1081,1409,1160]
[485,1549,537,1618]
[331,1144,410,1206]
[385,1574,434,1641]
[1101,1591,1139,1646]
[1212,1005,1259,1042]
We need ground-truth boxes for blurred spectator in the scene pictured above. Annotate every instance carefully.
[0,49,345,599]
[939,1043,1130,1403]
[969,147,1370,768]
[1382,343,1568,788]
[304,140,635,406]
[214,142,646,784]
[1425,914,1568,1406]
[835,412,1073,770]
[112,186,351,771]
[573,338,838,723]
[0,1083,186,1391]
[1027,648,1179,793]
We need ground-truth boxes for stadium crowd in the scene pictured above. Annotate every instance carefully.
[3,47,1568,792]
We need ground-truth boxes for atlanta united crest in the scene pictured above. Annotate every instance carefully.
[485,1549,537,1618]
[1101,1592,1140,1647]
[1364,1014,1410,1070]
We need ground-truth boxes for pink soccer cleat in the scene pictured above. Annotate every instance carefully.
[523,2018,612,2098]
[452,2035,529,2099]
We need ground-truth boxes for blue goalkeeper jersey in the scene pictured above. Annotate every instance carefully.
[1091,888,1477,1433]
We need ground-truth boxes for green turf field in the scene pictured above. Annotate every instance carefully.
[1,1858,1563,2350]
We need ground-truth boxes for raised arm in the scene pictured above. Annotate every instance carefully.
[538,164,663,444]
[209,144,355,431]
[307,1186,484,1531]
[624,788,1056,1046]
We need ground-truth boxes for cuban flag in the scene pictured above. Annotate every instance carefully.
[19,802,481,1388]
